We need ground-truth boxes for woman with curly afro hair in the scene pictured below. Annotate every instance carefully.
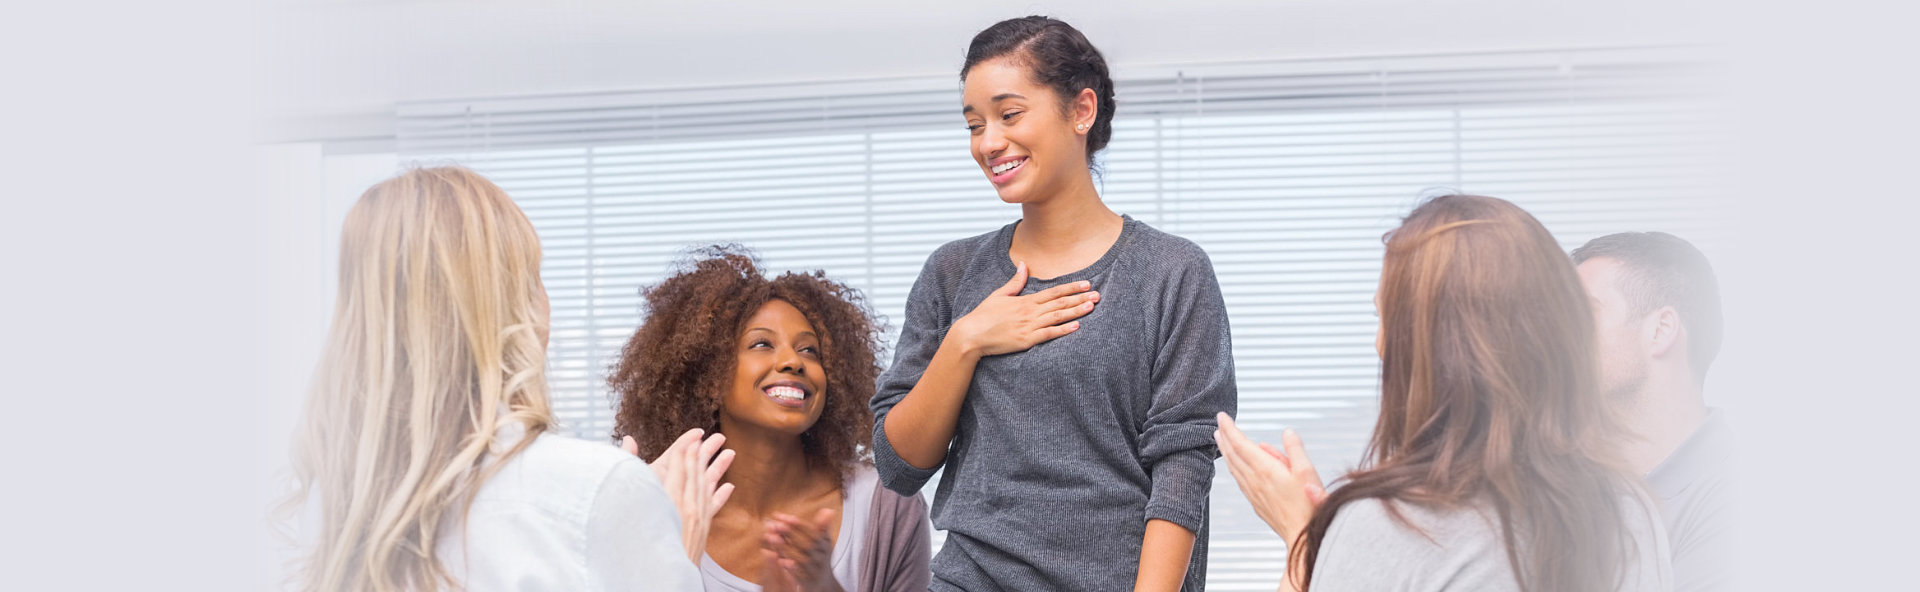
[611,246,931,592]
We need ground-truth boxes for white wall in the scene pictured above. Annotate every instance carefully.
[251,145,400,463]
[255,0,1711,144]
[248,144,399,588]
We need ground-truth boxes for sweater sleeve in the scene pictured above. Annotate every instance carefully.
[868,249,955,496]
[861,488,934,592]
[1138,247,1238,533]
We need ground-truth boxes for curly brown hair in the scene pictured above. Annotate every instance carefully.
[609,246,884,478]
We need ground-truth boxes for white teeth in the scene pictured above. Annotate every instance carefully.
[766,386,805,400]
[992,159,1024,175]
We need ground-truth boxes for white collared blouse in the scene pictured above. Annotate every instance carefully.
[434,423,702,591]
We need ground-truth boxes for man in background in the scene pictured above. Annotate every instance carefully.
[1573,232,1732,592]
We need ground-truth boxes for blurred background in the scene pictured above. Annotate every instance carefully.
[5,1,1915,590]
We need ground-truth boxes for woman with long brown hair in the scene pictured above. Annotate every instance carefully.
[1215,194,1671,591]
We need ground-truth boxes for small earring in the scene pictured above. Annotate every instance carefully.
[1077,124,1087,130]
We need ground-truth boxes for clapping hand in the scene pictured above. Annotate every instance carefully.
[758,508,844,592]
[627,429,735,563]
[1213,412,1328,546]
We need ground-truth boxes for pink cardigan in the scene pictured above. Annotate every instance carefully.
[857,482,932,592]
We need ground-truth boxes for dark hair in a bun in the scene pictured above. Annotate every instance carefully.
[962,16,1116,165]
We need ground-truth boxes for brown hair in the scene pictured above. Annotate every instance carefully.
[1292,195,1646,592]
[1570,231,1723,383]
[962,16,1116,164]
[608,246,883,478]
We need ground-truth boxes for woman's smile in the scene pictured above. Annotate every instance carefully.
[724,298,829,433]
[987,155,1029,185]
[760,379,812,409]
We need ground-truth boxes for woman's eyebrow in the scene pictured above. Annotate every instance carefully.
[744,327,820,339]
[961,93,1028,115]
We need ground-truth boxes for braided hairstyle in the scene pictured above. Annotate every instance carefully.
[961,16,1117,166]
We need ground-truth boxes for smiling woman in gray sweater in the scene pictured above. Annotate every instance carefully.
[869,17,1236,592]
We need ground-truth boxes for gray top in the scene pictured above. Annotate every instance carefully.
[698,466,878,591]
[1309,496,1673,592]
[870,216,1237,592]
[1647,408,1733,592]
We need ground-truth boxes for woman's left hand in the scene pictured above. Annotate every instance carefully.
[1214,412,1328,545]
[759,508,844,592]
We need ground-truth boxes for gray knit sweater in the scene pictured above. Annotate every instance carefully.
[870,216,1237,592]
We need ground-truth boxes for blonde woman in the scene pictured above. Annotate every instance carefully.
[286,166,730,592]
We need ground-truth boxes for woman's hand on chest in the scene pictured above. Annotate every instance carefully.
[950,261,1100,358]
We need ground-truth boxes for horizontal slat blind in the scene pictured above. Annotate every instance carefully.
[398,47,1724,588]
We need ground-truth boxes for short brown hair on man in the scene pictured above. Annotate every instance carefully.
[1571,231,1724,382]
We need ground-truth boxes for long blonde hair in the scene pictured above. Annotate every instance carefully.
[288,166,555,592]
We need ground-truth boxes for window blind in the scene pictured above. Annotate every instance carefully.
[397,47,1724,588]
